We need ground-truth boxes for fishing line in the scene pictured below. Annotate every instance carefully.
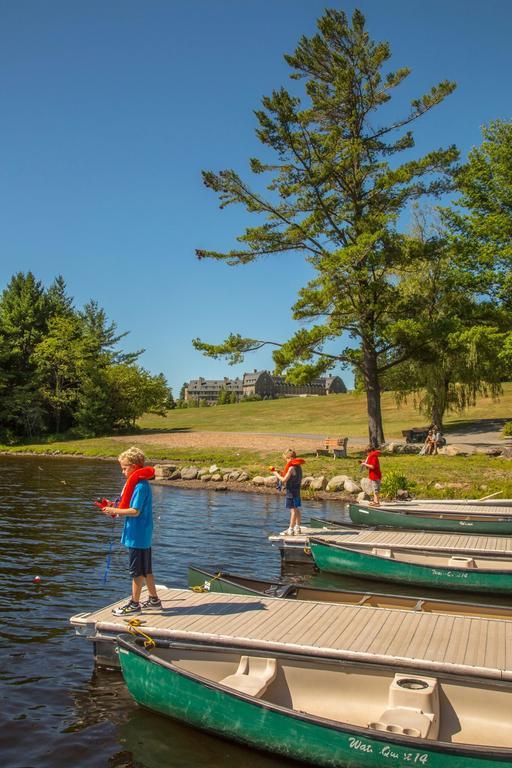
[38,461,118,585]
[38,465,67,485]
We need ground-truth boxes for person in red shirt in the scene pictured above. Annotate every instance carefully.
[360,444,382,506]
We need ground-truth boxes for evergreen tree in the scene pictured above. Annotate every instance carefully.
[0,272,49,435]
[80,300,141,366]
[33,315,83,433]
[46,275,75,318]
[0,272,172,439]
[193,8,457,445]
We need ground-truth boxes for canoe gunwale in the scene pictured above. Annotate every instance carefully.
[188,565,512,616]
[188,565,293,598]
[357,506,512,520]
[349,504,512,529]
[105,620,512,682]
[310,537,512,573]
[117,633,512,760]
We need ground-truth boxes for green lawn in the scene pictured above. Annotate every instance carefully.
[137,383,512,437]
[1,383,510,500]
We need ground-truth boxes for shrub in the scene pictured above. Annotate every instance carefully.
[503,421,512,437]
[380,470,412,499]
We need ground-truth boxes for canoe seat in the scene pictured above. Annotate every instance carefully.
[220,655,277,698]
[368,674,439,740]
[372,547,393,559]
[448,556,476,568]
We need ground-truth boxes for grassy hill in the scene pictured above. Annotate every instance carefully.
[139,382,512,437]
[2,384,510,499]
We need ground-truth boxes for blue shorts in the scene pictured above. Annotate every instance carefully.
[128,547,152,578]
[285,494,301,509]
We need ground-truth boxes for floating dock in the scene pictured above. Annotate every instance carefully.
[268,525,356,563]
[269,525,512,563]
[70,587,512,681]
[310,529,512,555]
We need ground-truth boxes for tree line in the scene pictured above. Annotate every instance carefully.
[0,272,172,441]
[193,8,512,445]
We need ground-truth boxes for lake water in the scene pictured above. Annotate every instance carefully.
[0,454,351,768]
[2,455,509,768]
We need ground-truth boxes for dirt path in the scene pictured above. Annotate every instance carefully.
[115,424,505,453]
[115,431,344,454]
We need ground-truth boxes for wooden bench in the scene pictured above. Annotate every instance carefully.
[316,437,348,458]
[402,428,429,444]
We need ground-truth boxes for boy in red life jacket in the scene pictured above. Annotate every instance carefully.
[99,446,161,615]
[360,444,382,506]
[270,449,305,535]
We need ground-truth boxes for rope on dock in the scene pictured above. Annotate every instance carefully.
[125,618,156,649]
[191,572,223,592]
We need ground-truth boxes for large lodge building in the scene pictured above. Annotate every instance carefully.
[184,370,347,404]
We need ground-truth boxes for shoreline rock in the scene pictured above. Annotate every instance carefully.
[152,476,353,502]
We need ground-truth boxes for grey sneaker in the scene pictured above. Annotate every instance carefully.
[294,525,302,534]
[141,596,163,610]
[112,600,141,616]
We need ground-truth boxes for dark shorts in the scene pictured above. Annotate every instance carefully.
[285,493,301,509]
[128,547,152,578]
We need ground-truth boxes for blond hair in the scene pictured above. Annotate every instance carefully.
[118,446,146,467]
[283,448,296,459]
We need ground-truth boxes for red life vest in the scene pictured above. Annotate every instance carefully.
[280,457,305,477]
[118,465,155,508]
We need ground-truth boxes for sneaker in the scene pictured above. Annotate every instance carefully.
[286,527,294,536]
[294,525,302,534]
[112,600,141,616]
[141,596,163,610]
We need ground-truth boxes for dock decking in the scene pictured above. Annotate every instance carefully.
[268,525,512,562]
[312,529,512,555]
[70,587,512,681]
[380,502,511,515]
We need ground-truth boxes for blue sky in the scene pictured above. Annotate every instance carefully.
[1,0,510,396]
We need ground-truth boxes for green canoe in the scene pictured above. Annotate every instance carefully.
[310,537,512,593]
[187,564,512,619]
[309,515,347,529]
[349,503,512,534]
[118,634,512,768]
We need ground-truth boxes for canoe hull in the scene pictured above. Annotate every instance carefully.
[118,637,511,768]
[349,504,512,534]
[310,540,512,594]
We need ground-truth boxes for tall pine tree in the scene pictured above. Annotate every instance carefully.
[194,8,457,445]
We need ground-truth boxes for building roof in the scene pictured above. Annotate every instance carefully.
[187,377,243,392]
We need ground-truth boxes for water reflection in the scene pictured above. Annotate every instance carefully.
[116,706,292,768]
[0,454,343,768]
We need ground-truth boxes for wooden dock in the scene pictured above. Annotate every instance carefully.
[70,587,512,681]
[267,525,344,562]
[312,529,512,555]
[380,502,511,515]
[268,525,512,562]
